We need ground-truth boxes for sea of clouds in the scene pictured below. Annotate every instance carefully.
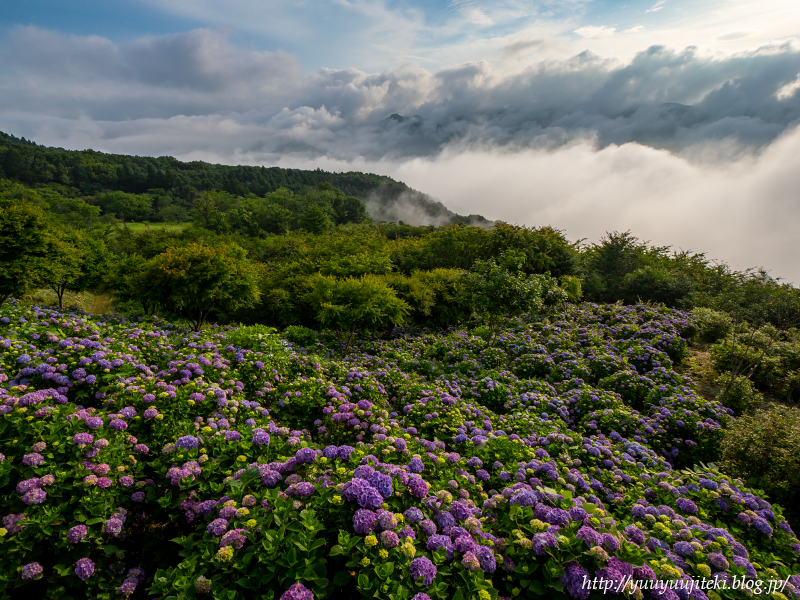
[2,27,799,281]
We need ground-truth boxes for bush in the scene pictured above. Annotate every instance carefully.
[620,265,693,307]
[282,325,318,348]
[559,275,583,303]
[226,324,288,355]
[722,403,800,522]
[692,307,733,343]
[714,373,763,415]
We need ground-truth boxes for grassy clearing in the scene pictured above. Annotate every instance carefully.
[119,221,190,233]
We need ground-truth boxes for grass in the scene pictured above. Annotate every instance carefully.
[119,221,190,233]
[22,290,116,315]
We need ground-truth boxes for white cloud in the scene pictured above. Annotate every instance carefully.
[574,26,616,39]
[3,26,800,282]
[645,0,667,14]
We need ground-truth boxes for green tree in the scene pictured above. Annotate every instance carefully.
[141,242,260,330]
[90,191,153,222]
[193,191,238,233]
[107,254,160,316]
[0,198,54,306]
[300,205,331,234]
[306,274,409,355]
[461,250,558,344]
[45,228,110,308]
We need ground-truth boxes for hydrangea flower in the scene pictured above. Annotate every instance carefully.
[409,557,437,586]
[74,558,95,580]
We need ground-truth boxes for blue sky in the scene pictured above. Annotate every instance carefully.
[3,0,790,71]
[2,1,800,282]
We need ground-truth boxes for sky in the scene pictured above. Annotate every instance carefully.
[2,0,800,281]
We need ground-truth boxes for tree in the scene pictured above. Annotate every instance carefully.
[461,250,558,344]
[306,274,409,355]
[0,198,54,306]
[107,254,160,316]
[90,191,153,222]
[140,242,260,330]
[300,205,330,234]
[45,228,109,308]
[193,191,237,232]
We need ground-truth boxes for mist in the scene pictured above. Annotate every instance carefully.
[271,127,800,285]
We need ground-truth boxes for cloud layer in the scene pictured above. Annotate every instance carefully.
[2,26,800,281]
[3,27,799,160]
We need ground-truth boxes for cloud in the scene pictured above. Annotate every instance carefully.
[4,27,800,160]
[574,26,617,39]
[716,30,759,41]
[3,27,800,281]
[645,0,667,13]
[376,127,800,284]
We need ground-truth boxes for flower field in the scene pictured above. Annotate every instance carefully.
[1,301,799,600]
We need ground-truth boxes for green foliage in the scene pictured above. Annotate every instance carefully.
[282,325,319,348]
[142,242,261,330]
[0,198,55,306]
[722,403,800,521]
[461,250,558,342]
[619,265,693,307]
[307,274,410,355]
[714,373,763,415]
[559,275,583,303]
[43,228,110,308]
[692,307,733,343]
[89,190,154,222]
[711,326,800,398]
[300,205,331,235]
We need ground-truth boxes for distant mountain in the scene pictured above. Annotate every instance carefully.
[0,131,490,227]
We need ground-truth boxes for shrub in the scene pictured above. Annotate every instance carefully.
[282,325,318,348]
[692,307,733,343]
[714,373,763,415]
[722,403,800,521]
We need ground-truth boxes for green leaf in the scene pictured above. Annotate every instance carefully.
[357,574,371,590]
[333,571,351,587]
[329,545,345,556]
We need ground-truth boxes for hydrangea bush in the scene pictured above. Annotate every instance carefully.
[0,301,798,600]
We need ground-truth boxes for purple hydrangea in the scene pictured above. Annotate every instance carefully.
[253,431,271,445]
[67,524,88,543]
[675,498,698,514]
[404,507,423,523]
[175,435,200,449]
[72,433,94,447]
[381,530,400,548]
[420,519,437,536]
[576,526,603,548]
[287,482,316,498]
[21,562,43,580]
[104,518,123,537]
[109,419,128,431]
[22,453,44,466]
[427,534,454,559]
[409,557,437,586]
[476,546,495,573]
[74,558,95,580]
[22,488,47,505]
[206,518,228,537]
[407,457,424,473]
[295,447,317,463]
[560,561,590,600]
[219,528,248,550]
[353,509,378,534]
[280,583,314,600]
[532,532,558,556]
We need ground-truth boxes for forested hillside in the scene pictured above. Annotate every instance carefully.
[0,132,489,226]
